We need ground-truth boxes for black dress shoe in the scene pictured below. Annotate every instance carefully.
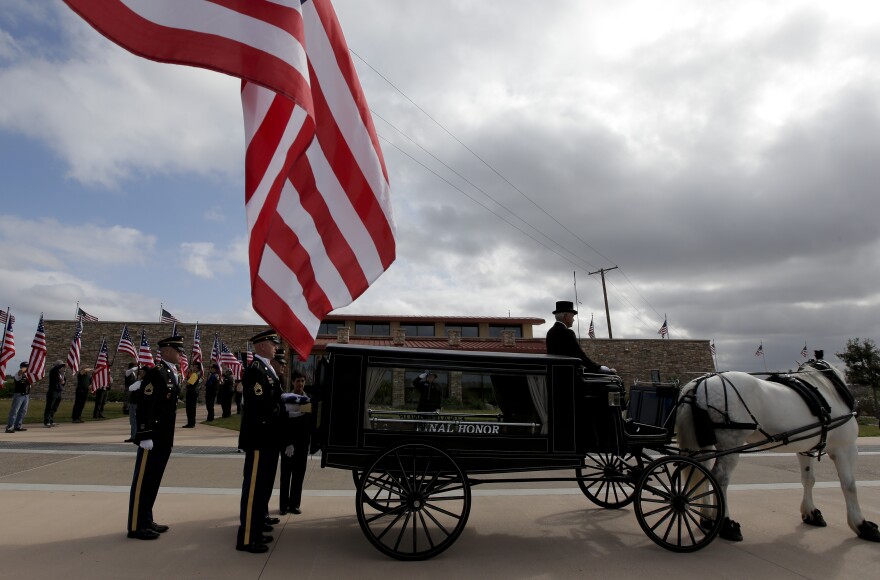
[236,543,269,554]
[127,529,160,540]
[260,535,273,544]
[291,507,302,515]
[262,524,274,533]
[124,438,134,443]
[182,424,195,428]
[265,516,280,525]
[279,508,287,515]
[150,523,169,533]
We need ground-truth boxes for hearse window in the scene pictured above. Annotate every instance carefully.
[365,367,547,435]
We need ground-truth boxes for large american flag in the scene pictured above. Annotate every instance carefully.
[116,324,138,359]
[90,338,111,393]
[220,341,243,380]
[77,307,99,322]
[26,315,48,385]
[67,318,84,373]
[0,312,14,383]
[64,0,396,361]
[191,323,203,375]
[161,308,180,324]
[137,328,155,368]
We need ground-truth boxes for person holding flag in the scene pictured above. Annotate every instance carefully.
[43,361,66,428]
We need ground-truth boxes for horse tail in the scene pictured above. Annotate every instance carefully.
[676,378,717,451]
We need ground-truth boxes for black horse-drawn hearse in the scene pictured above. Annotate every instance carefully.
[311,344,715,560]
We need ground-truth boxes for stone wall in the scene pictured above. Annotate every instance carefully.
[580,338,714,388]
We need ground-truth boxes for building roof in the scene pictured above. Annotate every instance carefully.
[323,314,545,325]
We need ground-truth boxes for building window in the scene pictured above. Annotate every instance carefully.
[488,325,522,338]
[355,322,390,336]
[400,323,435,337]
[445,324,479,338]
[318,321,342,335]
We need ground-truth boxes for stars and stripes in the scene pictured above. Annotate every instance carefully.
[179,351,189,378]
[26,314,48,384]
[90,338,111,393]
[0,309,10,325]
[161,308,180,324]
[63,0,396,361]
[210,334,221,369]
[801,343,809,358]
[67,318,84,373]
[246,342,254,366]
[588,316,595,339]
[191,323,203,375]
[658,318,669,338]
[77,307,99,322]
[0,311,14,383]
[710,340,716,356]
[137,328,155,368]
[755,343,764,357]
[220,341,243,380]
[116,324,138,359]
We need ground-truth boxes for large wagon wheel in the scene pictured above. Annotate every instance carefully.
[356,443,471,560]
[576,452,651,509]
[634,456,724,552]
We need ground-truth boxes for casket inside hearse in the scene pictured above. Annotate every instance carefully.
[312,344,626,474]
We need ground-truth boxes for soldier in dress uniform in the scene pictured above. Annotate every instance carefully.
[236,329,283,553]
[126,335,183,540]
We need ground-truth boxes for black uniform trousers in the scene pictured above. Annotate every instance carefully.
[71,388,89,421]
[185,386,198,426]
[92,389,108,418]
[44,391,62,424]
[205,385,217,421]
[237,447,277,546]
[279,418,311,512]
[128,445,172,532]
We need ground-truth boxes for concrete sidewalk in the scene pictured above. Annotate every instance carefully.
[2,411,879,579]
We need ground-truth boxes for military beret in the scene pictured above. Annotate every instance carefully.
[157,336,185,350]
[251,329,280,344]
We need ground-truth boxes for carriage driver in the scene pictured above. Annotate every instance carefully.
[546,301,616,374]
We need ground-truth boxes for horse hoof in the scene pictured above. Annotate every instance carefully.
[802,508,827,527]
[857,520,880,542]
[719,517,743,542]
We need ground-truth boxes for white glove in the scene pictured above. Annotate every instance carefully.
[139,439,154,450]
[284,444,294,458]
[129,380,141,392]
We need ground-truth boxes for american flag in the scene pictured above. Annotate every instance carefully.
[116,324,138,359]
[26,314,48,384]
[191,323,203,375]
[77,307,99,322]
[67,318,84,373]
[588,316,595,339]
[90,338,111,393]
[220,341,243,380]
[154,348,163,366]
[0,312,14,383]
[210,334,221,369]
[161,308,180,324]
[179,351,189,378]
[755,343,764,357]
[246,342,254,366]
[710,340,716,356]
[0,309,10,325]
[64,0,396,361]
[801,343,809,358]
[658,318,669,338]
[137,328,155,368]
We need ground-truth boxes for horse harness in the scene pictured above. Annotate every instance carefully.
[680,361,855,456]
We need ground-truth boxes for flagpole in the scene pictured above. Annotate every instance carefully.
[665,313,670,340]
[712,339,718,372]
[0,307,9,366]
[159,303,163,323]
[573,271,581,339]
[74,301,79,321]
[110,325,125,368]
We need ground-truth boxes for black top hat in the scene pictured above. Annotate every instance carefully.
[157,336,185,350]
[814,349,824,360]
[251,329,280,344]
[553,300,578,315]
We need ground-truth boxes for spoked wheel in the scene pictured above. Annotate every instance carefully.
[356,443,471,560]
[634,456,724,552]
[576,452,651,509]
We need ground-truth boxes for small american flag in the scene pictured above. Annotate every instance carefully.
[67,318,83,373]
[137,328,155,368]
[710,341,716,356]
[210,334,221,369]
[755,343,764,357]
[161,308,180,324]
[801,343,808,358]
[0,309,10,325]
[77,307,99,322]
[658,319,669,338]
[246,342,254,366]
[191,323,203,375]
[179,351,189,378]
[154,348,163,366]
[26,314,48,384]
[0,312,15,382]
[588,316,595,339]
[90,338,110,393]
[116,324,138,359]
[220,341,243,381]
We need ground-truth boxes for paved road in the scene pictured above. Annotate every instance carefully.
[1,414,879,579]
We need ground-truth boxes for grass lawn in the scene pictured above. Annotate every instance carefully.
[208,413,241,431]
[0,397,128,427]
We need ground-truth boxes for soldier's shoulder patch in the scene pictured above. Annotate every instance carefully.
[145,384,154,396]
[254,385,263,396]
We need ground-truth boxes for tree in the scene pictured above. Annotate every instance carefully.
[836,338,880,420]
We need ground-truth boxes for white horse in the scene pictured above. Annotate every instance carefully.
[676,358,879,543]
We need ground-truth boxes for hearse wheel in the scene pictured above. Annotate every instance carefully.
[577,452,650,509]
[356,443,471,560]
[634,456,724,552]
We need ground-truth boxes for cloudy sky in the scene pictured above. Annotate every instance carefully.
[1,0,878,373]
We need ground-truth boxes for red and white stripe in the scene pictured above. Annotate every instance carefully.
[179,352,189,377]
[67,319,84,372]
[0,312,14,383]
[116,324,138,359]
[91,338,111,393]
[191,323,203,374]
[26,315,48,384]
[64,0,396,360]
[137,328,155,368]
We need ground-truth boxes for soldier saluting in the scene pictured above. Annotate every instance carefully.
[236,329,283,553]
[127,335,183,540]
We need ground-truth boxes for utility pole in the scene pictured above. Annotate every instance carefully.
[588,266,618,339]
